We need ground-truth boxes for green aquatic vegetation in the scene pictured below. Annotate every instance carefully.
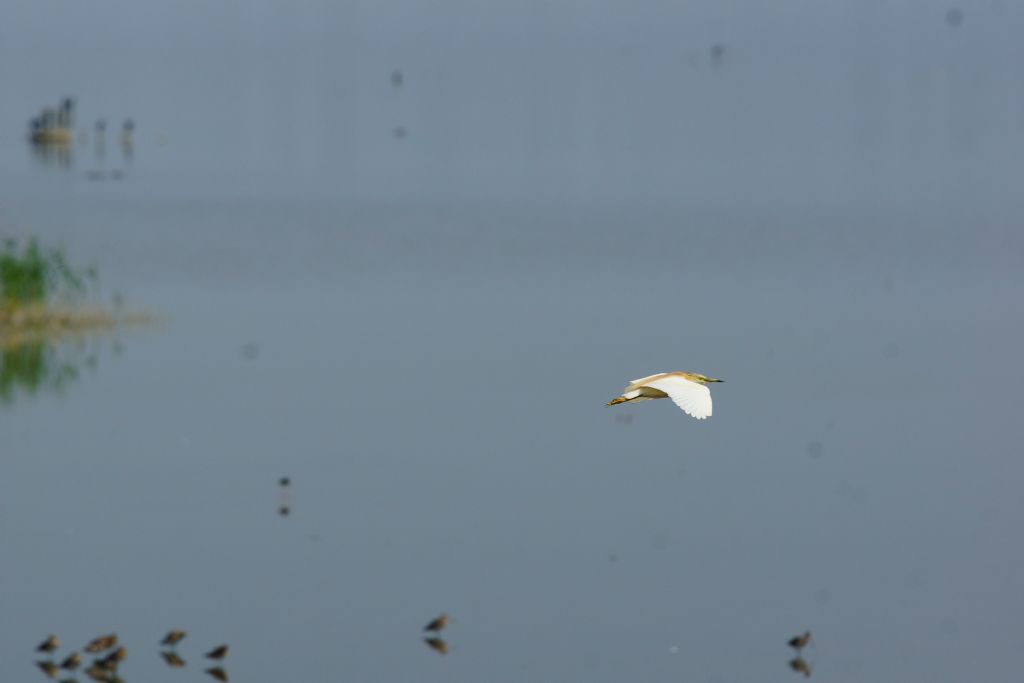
[0,339,85,404]
[0,237,93,305]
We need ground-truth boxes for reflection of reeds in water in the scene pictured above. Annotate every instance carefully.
[36,634,60,654]
[423,637,448,655]
[205,666,229,682]
[161,651,187,667]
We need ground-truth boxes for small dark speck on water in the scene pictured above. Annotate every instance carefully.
[279,477,290,487]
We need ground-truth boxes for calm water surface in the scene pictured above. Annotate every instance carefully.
[2,2,1024,682]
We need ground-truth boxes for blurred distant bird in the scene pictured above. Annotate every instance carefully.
[205,645,229,660]
[424,614,448,632]
[98,646,126,669]
[83,663,110,682]
[161,651,187,668]
[84,634,117,653]
[206,666,229,681]
[59,653,81,671]
[121,118,134,145]
[606,372,722,419]
[161,630,187,647]
[423,637,448,655]
[789,657,812,678]
[36,661,59,679]
[279,477,290,487]
[36,634,60,654]
[788,631,812,650]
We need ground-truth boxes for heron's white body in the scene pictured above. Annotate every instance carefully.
[610,371,718,419]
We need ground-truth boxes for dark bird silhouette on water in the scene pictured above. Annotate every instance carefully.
[423,637,448,655]
[97,646,126,669]
[205,644,229,660]
[59,653,81,670]
[162,630,187,647]
[37,635,60,654]
[788,631,812,650]
[84,634,117,653]
[424,614,448,632]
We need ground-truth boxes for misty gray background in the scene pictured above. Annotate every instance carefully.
[2,1,1023,681]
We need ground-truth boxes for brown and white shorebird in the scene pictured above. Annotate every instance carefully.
[162,630,187,647]
[60,652,81,670]
[606,372,723,419]
[84,634,117,653]
[423,614,449,632]
[36,634,60,654]
[205,644,229,660]
[788,631,812,651]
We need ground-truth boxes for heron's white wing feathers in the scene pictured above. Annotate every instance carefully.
[640,375,713,419]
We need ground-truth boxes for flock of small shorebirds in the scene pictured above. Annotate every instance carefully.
[33,631,228,682]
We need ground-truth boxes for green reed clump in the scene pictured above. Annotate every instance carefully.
[0,238,92,305]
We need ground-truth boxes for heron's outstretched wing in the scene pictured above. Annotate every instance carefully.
[640,375,712,419]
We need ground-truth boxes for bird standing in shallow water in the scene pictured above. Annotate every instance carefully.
[606,372,723,419]
[205,644,229,660]
[60,653,81,670]
[84,634,117,653]
[36,634,59,654]
[162,630,187,647]
[788,631,812,650]
[424,614,448,632]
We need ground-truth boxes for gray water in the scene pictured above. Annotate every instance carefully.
[3,1,1024,681]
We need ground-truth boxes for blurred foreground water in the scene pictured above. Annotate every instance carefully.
[2,2,1024,681]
